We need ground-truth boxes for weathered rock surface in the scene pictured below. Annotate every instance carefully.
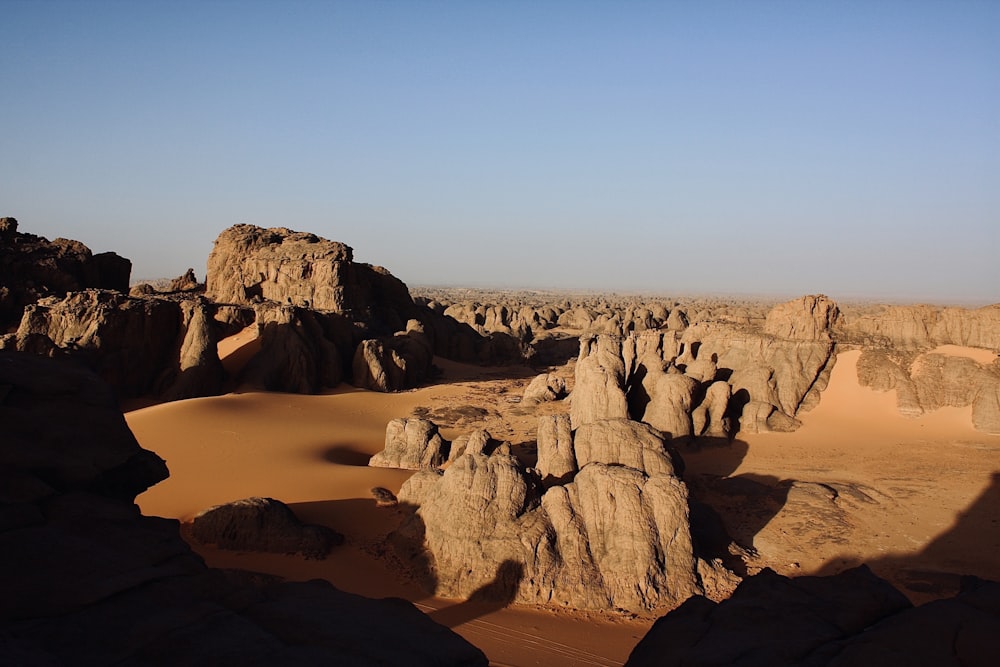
[4,289,224,400]
[190,497,343,559]
[763,294,841,341]
[352,320,434,392]
[369,418,449,470]
[521,372,567,404]
[535,414,576,486]
[842,303,1000,350]
[691,381,732,437]
[0,351,487,666]
[395,420,705,614]
[166,267,201,292]
[570,335,628,428]
[626,566,1000,667]
[0,217,131,331]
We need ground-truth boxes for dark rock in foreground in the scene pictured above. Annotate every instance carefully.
[625,566,1000,667]
[0,351,487,666]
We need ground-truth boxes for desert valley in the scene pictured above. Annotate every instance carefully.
[3,217,999,666]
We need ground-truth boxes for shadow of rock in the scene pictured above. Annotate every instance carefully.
[815,471,1000,602]
[320,445,374,467]
[427,560,526,628]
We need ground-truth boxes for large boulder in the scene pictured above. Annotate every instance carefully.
[572,419,681,477]
[352,320,433,392]
[763,294,841,341]
[521,372,567,405]
[369,418,449,470]
[190,497,343,559]
[535,414,576,487]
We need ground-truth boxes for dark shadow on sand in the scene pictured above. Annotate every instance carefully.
[427,560,525,628]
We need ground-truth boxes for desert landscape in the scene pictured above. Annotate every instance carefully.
[3,217,999,665]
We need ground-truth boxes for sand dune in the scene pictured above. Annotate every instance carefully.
[130,347,1000,665]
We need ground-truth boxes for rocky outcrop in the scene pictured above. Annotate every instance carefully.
[570,335,628,429]
[842,303,1000,350]
[369,418,449,470]
[166,267,201,292]
[395,418,706,614]
[4,289,224,400]
[0,217,131,331]
[521,372,567,404]
[205,224,413,320]
[0,351,487,666]
[190,497,343,559]
[691,381,732,437]
[626,566,1000,667]
[352,320,434,392]
[535,414,576,486]
[763,294,840,341]
[856,349,1000,433]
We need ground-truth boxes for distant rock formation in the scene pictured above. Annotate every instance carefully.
[842,303,1000,350]
[626,566,1000,667]
[190,497,343,559]
[857,349,1000,434]
[0,217,131,331]
[0,351,487,666]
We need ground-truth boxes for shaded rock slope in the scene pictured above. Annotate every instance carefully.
[0,351,486,666]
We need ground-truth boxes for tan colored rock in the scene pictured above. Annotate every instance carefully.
[763,294,840,341]
[352,320,433,392]
[639,370,698,438]
[535,414,576,486]
[522,373,567,404]
[570,335,628,429]
[573,419,681,477]
[369,418,449,470]
[692,381,732,437]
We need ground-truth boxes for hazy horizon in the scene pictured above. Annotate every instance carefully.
[3,1,997,303]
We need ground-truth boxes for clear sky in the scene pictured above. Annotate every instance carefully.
[2,1,997,303]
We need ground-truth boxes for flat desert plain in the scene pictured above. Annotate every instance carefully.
[130,340,1000,667]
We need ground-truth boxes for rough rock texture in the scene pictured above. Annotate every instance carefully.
[5,289,224,400]
[190,497,343,559]
[570,335,628,429]
[639,370,699,438]
[369,418,449,470]
[763,294,841,341]
[842,303,1000,350]
[0,217,131,331]
[626,566,1000,667]
[238,303,348,393]
[521,372,567,404]
[0,351,487,666]
[352,320,434,392]
[691,381,732,437]
[166,267,201,292]
[395,421,704,614]
[573,419,681,478]
[535,414,576,487]
[856,349,1000,434]
[206,224,412,320]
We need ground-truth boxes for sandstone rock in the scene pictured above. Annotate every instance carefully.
[570,335,628,428]
[370,487,399,507]
[190,497,343,559]
[369,418,449,470]
[535,414,576,486]
[238,303,345,393]
[522,372,567,404]
[166,267,200,292]
[625,566,912,667]
[842,303,1000,350]
[692,381,732,437]
[573,419,682,477]
[639,370,698,438]
[666,309,688,331]
[205,224,413,321]
[764,294,840,341]
[352,320,433,392]
[11,289,223,400]
[0,218,131,331]
[447,428,495,463]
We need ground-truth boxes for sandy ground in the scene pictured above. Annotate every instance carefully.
[130,343,1000,666]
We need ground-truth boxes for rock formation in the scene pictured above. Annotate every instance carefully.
[393,414,708,614]
[625,566,1000,667]
[190,497,343,559]
[521,372,567,404]
[570,335,628,429]
[0,217,131,331]
[369,418,449,470]
[0,351,487,666]
[352,320,434,392]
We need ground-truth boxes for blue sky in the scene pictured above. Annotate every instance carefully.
[2,1,997,303]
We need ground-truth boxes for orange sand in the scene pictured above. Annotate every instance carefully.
[130,346,1000,665]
